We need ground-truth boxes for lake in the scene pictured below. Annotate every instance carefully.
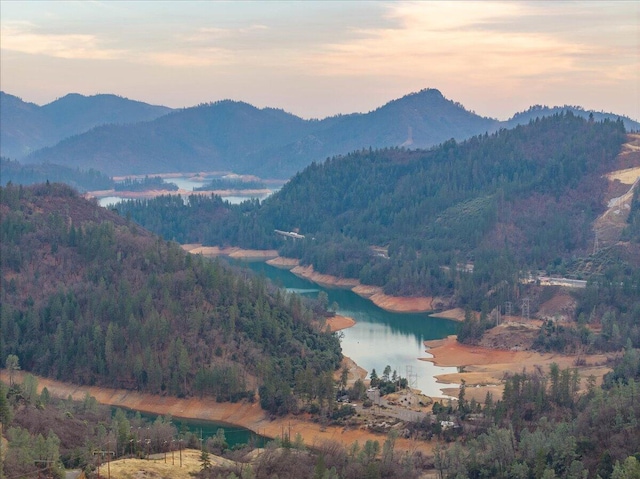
[125,409,269,447]
[99,175,277,207]
[230,260,460,397]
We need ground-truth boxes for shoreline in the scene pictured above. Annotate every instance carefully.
[0,370,432,454]
[422,335,614,402]
[88,188,273,200]
[326,314,357,332]
[183,245,455,316]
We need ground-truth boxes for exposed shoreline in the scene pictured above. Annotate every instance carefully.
[0,370,432,455]
[422,335,614,402]
[88,188,273,200]
[183,245,455,316]
[182,244,279,259]
[326,314,357,332]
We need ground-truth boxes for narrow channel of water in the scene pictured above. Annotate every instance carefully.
[231,260,460,397]
[122,409,269,448]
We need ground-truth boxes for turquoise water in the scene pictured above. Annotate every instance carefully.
[121,409,269,448]
[231,260,459,397]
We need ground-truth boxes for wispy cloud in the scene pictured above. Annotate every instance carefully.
[0,1,636,119]
[307,1,637,85]
[181,24,269,44]
[144,48,238,68]
[1,21,124,60]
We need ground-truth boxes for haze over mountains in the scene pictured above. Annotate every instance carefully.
[2,88,638,179]
[0,92,172,160]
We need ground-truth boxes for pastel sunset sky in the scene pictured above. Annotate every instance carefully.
[1,1,638,120]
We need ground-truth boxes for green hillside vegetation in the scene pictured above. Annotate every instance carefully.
[0,157,113,192]
[22,89,498,178]
[623,184,640,242]
[118,114,625,287]
[114,175,179,192]
[16,89,639,179]
[2,355,639,479]
[506,104,640,131]
[0,183,341,416]
[116,114,640,354]
[426,364,640,479]
[194,178,267,191]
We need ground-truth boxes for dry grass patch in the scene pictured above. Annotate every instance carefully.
[106,449,234,479]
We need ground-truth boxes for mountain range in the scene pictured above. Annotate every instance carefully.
[0,91,172,160]
[2,89,638,179]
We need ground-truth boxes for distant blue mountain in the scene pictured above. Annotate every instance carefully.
[6,89,638,179]
[0,92,172,159]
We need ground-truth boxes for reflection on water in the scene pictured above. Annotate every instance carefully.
[99,196,124,208]
[98,175,275,207]
[231,260,459,397]
[166,176,206,191]
[123,408,268,447]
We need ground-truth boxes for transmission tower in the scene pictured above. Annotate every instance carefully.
[521,297,530,321]
[405,365,418,390]
[504,301,512,317]
[495,307,501,326]
[593,229,599,255]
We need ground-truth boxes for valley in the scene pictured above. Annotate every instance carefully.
[2,101,640,478]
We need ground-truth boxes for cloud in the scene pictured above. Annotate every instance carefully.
[306,1,637,86]
[144,48,238,68]
[181,24,269,44]
[1,21,124,60]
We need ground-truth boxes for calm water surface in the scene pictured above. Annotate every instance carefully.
[99,176,274,207]
[118,408,268,447]
[233,260,459,397]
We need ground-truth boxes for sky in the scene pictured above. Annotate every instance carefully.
[1,1,639,121]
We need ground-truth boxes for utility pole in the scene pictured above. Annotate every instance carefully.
[92,451,115,479]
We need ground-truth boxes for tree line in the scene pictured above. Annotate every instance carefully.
[0,183,341,414]
[116,114,629,313]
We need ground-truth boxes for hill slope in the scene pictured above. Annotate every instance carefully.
[22,89,499,177]
[117,114,630,303]
[0,183,341,413]
[0,91,172,159]
[17,88,639,179]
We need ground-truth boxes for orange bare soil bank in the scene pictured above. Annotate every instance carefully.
[0,370,436,455]
[423,334,613,402]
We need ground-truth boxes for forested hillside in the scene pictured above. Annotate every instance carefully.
[0,91,172,160]
[0,183,341,414]
[13,88,637,179]
[0,157,114,192]
[23,89,497,177]
[118,114,629,302]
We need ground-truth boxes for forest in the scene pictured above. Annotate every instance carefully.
[0,157,113,192]
[116,114,632,307]
[2,351,639,478]
[194,177,267,191]
[0,182,342,416]
[114,175,178,192]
